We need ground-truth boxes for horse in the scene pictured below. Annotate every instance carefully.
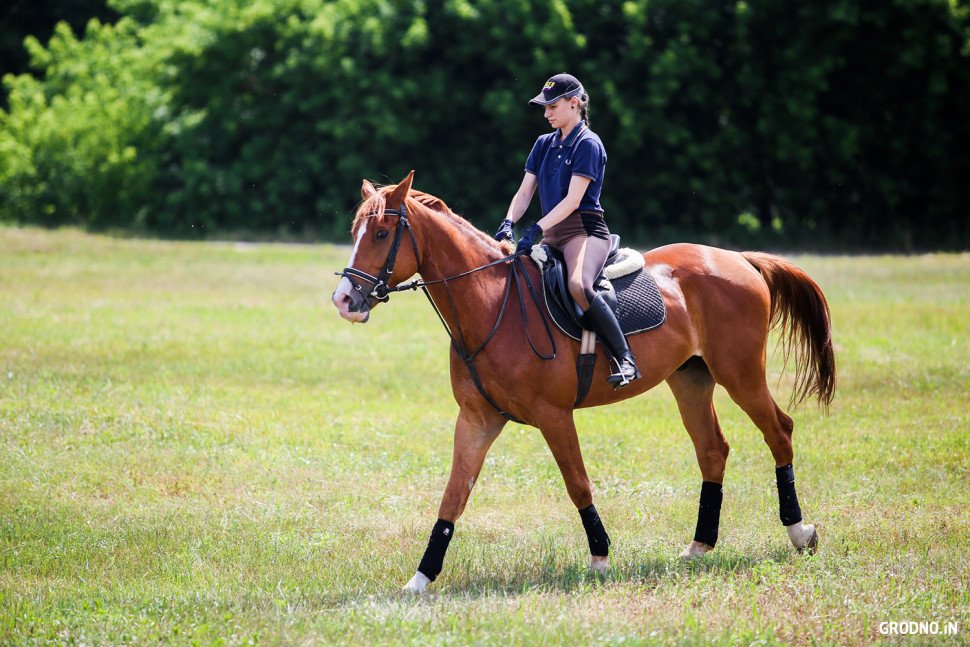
[332,171,836,594]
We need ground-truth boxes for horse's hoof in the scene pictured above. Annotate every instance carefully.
[679,540,714,559]
[402,571,431,594]
[798,528,819,554]
[786,522,818,554]
[590,555,609,574]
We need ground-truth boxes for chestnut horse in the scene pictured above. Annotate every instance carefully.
[332,172,835,594]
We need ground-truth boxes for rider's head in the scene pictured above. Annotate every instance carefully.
[529,73,590,126]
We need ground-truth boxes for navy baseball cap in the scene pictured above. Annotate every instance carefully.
[529,73,584,106]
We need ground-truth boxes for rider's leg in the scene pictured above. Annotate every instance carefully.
[560,223,640,389]
[563,236,595,310]
[585,293,641,388]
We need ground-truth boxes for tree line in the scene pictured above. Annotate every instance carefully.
[1,0,968,249]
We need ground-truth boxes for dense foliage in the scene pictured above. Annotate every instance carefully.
[1,0,968,248]
[0,0,116,92]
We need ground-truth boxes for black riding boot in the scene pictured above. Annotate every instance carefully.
[585,293,641,389]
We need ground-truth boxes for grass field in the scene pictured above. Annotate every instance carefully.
[1,226,968,645]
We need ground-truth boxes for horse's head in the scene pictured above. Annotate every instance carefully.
[332,171,421,323]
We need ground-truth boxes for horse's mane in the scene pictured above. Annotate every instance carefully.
[352,184,513,256]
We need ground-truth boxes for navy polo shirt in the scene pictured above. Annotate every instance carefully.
[524,124,607,217]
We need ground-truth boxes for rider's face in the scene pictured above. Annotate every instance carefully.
[543,97,579,130]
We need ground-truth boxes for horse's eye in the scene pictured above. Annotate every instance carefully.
[376,230,389,240]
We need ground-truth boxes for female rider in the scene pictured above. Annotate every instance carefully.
[495,73,640,388]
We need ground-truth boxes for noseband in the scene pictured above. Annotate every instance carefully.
[337,203,420,309]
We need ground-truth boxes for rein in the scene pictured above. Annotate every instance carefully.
[337,203,557,424]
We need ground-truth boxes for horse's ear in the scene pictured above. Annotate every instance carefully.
[385,170,415,208]
[361,179,377,200]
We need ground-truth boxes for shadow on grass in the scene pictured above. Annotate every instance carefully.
[388,546,796,601]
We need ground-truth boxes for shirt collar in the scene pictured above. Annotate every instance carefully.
[557,123,586,148]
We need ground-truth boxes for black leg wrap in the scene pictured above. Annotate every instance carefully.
[775,463,803,525]
[578,504,611,557]
[693,481,723,547]
[417,519,454,582]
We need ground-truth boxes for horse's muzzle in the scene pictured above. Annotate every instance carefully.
[332,277,371,323]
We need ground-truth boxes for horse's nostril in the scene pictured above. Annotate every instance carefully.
[332,292,350,307]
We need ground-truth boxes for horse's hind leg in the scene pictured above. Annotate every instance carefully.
[716,371,818,552]
[403,407,506,593]
[666,357,730,558]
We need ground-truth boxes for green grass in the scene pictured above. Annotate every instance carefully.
[1,226,968,645]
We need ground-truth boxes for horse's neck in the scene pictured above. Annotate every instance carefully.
[415,211,508,347]
[419,221,502,281]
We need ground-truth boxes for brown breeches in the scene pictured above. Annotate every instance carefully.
[543,211,612,311]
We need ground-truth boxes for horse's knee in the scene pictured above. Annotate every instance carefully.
[699,439,729,482]
[437,491,468,522]
[566,477,593,509]
[437,472,479,521]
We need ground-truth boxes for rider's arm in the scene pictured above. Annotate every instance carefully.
[537,174,592,231]
[505,172,538,224]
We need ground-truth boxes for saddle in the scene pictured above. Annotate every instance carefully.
[543,235,621,325]
[536,235,666,341]
[532,235,666,405]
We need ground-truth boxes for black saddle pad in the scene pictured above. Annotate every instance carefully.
[541,260,666,342]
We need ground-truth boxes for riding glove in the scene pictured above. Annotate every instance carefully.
[494,218,514,242]
[515,222,544,254]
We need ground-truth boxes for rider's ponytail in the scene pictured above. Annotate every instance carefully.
[578,92,590,126]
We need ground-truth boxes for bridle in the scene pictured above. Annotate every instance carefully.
[335,201,557,423]
[336,203,421,309]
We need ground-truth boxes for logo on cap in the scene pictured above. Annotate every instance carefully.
[543,81,556,90]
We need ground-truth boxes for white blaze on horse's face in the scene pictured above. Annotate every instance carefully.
[332,221,370,323]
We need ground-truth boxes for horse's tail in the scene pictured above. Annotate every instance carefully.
[741,252,837,409]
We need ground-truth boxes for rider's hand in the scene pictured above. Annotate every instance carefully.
[494,218,514,242]
[515,222,543,254]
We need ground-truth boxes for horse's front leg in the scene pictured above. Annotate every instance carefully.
[402,407,505,593]
[538,410,612,574]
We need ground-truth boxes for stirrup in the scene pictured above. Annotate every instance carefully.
[607,359,641,389]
